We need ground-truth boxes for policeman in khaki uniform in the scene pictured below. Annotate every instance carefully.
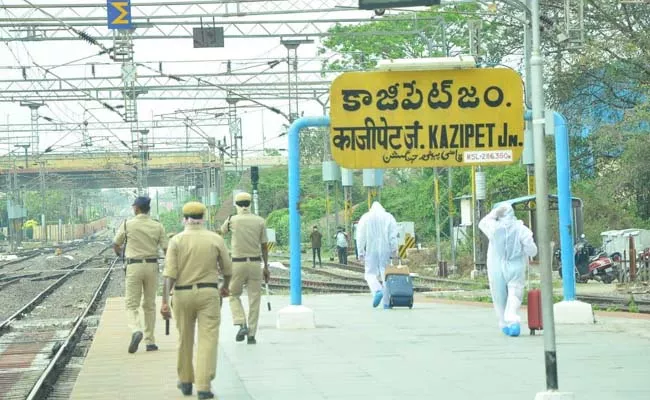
[161,201,232,400]
[221,192,270,345]
[113,196,168,354]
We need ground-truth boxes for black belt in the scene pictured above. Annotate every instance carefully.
[174,283,220,290]
[232,256,261,262]
[126,258,158,264]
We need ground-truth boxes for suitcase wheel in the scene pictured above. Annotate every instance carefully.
[408,301,413,309]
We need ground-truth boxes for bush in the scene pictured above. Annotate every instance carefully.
[159,210,183,235]
[266,208,289,246]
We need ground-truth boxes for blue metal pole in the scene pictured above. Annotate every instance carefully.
[524,109,576,300]
[288,115,331,306]
[553,111,577,301]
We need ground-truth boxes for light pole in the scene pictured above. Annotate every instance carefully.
[528,0,563,396]
[14,144,30,168]
[138,128,150,195]
[280,38,314,122]
[483,1,569,396]
[38,160,46,244]
[19,101,43,156]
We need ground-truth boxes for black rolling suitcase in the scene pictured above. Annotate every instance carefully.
[384,258,414,309]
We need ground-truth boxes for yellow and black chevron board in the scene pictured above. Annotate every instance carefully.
[398,232,416,259]
[396,221,416,259]
[266,228,276,253]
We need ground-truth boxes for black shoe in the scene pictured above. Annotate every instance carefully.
[177,382,192,396]
[247,336,256,345]
[235,325,248,342]
[146,344,158,351]
[197,391,214,399]
[128,331,143,354]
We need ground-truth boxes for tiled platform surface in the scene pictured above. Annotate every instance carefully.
[70,294,650,400]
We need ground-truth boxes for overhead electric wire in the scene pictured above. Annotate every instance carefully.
[1,41,81,124]
[1,2,126,129]
[1,1,350,155]
[1,5,124,157]
[39,51,110,72]
[0,55,337,71]
[183,43,285,122]
[6,0,297,156]
[19,0,112,54]
[135,62,292,121]
[13,0,294,122]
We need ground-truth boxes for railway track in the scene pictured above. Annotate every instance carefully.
[577,294,650,314]
[266,275,432,293]
[0,247,117,400]
[0,242,111,322]
[0,240,101,280]
[0,240,92,270]
[267,277,368,293]
[269,254,487,289]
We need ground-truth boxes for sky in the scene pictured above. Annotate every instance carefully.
[0,0,450,162]
[0,0,526,173]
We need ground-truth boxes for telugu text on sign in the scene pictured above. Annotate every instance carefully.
[329,68,525,169]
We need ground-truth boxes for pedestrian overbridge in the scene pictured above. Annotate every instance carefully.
[0,151,288,189]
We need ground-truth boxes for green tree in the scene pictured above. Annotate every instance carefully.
[545,1,650,182]
[23,190,72,223]
[159,209,183,235]
[264,148,281,156]
[300,127,327,166]
[319,4,523,70]
[315,3,533,245]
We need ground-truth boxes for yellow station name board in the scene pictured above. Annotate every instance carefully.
[329,68,525,169]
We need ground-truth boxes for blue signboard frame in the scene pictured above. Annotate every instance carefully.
[107,0,132,30]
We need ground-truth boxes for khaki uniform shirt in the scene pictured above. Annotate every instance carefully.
[113,214,168,259]
[220,209,268,258]
[163,225,232,286]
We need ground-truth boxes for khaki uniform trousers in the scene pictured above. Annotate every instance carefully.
[172,287,221,392]
[229,261,262,336]
[125,262,158,345]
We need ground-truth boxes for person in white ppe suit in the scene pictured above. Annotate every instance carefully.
[479,202,537,337]
[356,201,399,309]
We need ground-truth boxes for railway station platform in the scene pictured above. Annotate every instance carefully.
[70,294,650,400]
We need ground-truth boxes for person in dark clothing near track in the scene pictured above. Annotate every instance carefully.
[310,225,322,268]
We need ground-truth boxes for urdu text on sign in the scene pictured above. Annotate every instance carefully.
[329,68,525,169]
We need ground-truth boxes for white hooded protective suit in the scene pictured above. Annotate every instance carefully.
[478,203,538,330]
[356,202,399,306]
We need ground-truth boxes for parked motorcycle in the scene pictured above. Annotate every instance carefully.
[558,235,620,284]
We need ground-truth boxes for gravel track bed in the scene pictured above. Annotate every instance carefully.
[0,252,72,276]
[44,262,125,400]
[102,267,127,299]
[271,266,357,283]
[0,242,108,275]
[582,291,650,303]
[314,267,365,279]
[0,242,110,322]
[27,268,109,321]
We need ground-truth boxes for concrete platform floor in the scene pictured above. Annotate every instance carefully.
[71,294,650,400]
